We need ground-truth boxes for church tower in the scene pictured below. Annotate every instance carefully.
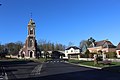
[19,18,37,59]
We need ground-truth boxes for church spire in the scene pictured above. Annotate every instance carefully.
[19,16,37,59]
[30,12,32,19]
[28,13,35,26]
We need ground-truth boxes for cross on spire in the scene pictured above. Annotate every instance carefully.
[30,12,32,19]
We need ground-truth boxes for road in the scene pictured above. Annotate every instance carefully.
[1,59,120,80]
[0,60,40,80]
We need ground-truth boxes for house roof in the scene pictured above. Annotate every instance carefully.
[89,40,116,48]
[116,42,120,50]
[68,53,81,55]
[66,46,80,50]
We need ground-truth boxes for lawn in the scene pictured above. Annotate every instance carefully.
[112,62,120,66]
[68,59,120,68]
[68,59,99,67]
[31,58,52,63]
[31,58,46,63]
[0,57,53,63]
[0,57,44,63]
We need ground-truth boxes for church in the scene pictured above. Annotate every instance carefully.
[19,18,37,59]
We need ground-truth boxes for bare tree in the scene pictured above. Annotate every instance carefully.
[68,42,74,47]
[38,39,65,51]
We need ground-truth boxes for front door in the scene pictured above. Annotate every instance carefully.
[30,51,33,58]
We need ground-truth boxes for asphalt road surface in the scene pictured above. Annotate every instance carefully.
[1,59,120,80]
[0,60,40,80]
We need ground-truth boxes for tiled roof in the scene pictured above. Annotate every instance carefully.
[89,40,116,48]
[66,46,80,50]
[96,40,112,46]
[116,42,120,50]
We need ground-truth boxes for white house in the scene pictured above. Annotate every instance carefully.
[64,46,81,59]
[116,42,120,58]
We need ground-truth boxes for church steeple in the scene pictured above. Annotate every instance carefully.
[28,18,36,37]
[28,18,35,26]
[19,17,37,59]
[28,13,35,26]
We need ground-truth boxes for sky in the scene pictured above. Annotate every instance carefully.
[0,0,120,46]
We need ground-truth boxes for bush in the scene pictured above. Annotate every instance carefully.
[106,52,117,58]
[81,52,97,58]
[96,56,103,61]
[80,54,85,58]
[88,54,93,58]
[84,49,90,58]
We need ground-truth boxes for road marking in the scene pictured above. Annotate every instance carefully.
[1,67,8,80]
[0,76,3,80]
[4,73,8,80]
[46,60,65,63]
[60,61,63,62]
[30,64,43,76]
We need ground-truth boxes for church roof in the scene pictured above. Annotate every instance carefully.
[28,18,35,26]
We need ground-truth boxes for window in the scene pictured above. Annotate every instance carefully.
[71,50,73,52]
[30,28,33,34]
[30,29,33,34]
[119,51,120,55]
[28,39,33,47]
[30,39,32,47]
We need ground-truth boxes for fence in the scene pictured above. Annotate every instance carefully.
[79,58,120,62]
[79,58,94,61]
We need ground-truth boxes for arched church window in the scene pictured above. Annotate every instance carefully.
[30,28,33,34]
[30,39,33,47]
[29,39,33,47]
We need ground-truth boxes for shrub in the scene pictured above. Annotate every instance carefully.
[106,52,117,58]
[84,49,90,58]
[96,56,103,61]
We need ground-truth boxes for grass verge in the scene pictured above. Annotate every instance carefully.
[68,59,120,68]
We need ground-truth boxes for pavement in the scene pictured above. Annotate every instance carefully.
[1,59,120,80]
[0,60,40,80]
[26,59,120,80]
[0,64,8,80]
